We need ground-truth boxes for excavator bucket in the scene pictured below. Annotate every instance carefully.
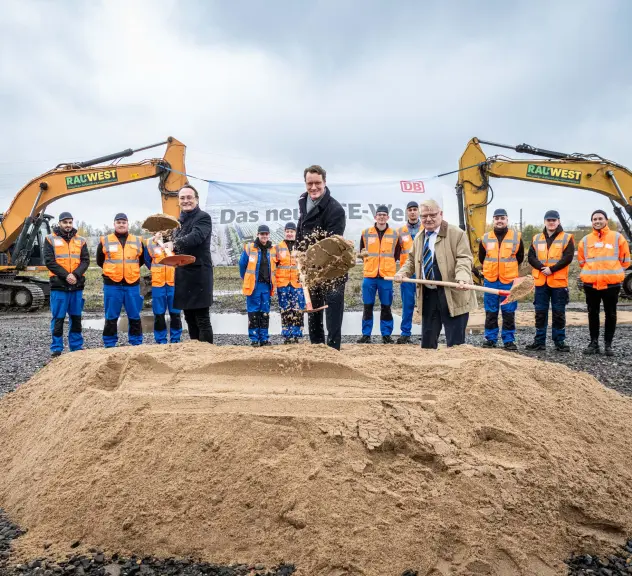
[297,235,356,285]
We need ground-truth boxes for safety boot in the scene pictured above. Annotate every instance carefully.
[526,341,546,351]
[260,341,271,347]
[283,338,293,345]
[396,335,412,344]
[482,339,496,348]
[250,341,259,347]
[382,336,394,344]
[357,335,371,344]
[554,341,570,352]
[582,340,600,355]
[51,351,62,358]
[503,342,518,351]
[604,342,614,357]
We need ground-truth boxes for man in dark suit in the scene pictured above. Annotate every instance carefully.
[163,184,214,343]
[296,165,347,350]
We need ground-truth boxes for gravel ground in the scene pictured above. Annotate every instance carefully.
[1,312,631,575]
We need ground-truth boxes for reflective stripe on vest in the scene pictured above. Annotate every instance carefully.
[242,243,277,296]
[146,239,175,287]
[275,241,301,288]
[362,227,398,278]
[482,229,521,283]
[531,232,571,288]
[46,233,85,277]
[397,224,418,268]
[101,233,142,284]
[579,230,627,288]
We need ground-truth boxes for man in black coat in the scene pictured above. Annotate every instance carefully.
[163,184,214,343]
[297,164,347,350]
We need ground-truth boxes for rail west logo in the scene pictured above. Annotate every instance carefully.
[65,169,118,190]
[526,164,581,184]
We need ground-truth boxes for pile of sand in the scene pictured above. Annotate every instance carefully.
[1,344,632,576]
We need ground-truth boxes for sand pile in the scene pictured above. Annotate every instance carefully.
[1,344,632,576]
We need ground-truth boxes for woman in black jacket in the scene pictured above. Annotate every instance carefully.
[164,185,214,343]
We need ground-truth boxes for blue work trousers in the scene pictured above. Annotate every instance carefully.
[246,282,272,343]
[399,275,416,337]
[483,279,518,344]
[103,284,143,348]
[534,284,569,344]
[277,285,305,338]
[50,290,84,354]
[152,284,182,344]
[362,276,394,336]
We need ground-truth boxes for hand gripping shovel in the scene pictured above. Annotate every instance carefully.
[142,213,196,267]
[387,275,535,305]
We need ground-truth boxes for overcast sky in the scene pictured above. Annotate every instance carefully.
[2,0,632,231]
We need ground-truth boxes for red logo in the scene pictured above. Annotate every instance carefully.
[400,180,425,193]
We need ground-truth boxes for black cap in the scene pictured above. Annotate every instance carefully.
[114,213,128,221]
[257,224,270,234]
[591,209,608,220]
[493,208,508,217]
[406,201,419,210]
[58,211,73,221]
[376,205,389,215]
[284,222,297,230]
[544,210,560,220]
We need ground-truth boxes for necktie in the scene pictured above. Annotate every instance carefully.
[423,232,434,280]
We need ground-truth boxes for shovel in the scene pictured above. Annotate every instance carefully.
[295,250,328,314]
[387,275,534,305]
[142,213,196,267]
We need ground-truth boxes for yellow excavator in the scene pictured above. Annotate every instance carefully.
[0,137,188,310]
[457,138,632,298]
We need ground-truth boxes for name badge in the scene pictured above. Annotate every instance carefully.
[109,245,119,252]
[54,239,64,246]
[402,235,410,242]
[249,256,256,262]
[594,242,604,248]
[155,248,163,255]
[605,243,613,249]
[487,243,495,251]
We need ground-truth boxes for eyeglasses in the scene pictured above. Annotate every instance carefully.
[420,212,440,220]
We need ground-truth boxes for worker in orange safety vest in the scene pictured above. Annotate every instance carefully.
[239,224,277,346]
[478,208,524,351]
[275,222,305,344]
[357,205,401,344]
[578,209,631,356]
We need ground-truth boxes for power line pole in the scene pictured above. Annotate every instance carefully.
[520,208,523,233]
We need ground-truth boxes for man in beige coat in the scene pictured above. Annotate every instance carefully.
[395,199,476,348]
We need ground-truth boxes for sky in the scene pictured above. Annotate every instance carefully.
[1,0,632,232]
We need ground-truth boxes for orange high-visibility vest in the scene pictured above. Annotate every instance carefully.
[397,224,423,268]
[578,229,631,290]
[45,233,85,277]
[362,226,398,278]
[100,233,142,284]
[242,243,277,296]
[531,232,572,288]
[482,229,521,283]
[146,238,175,288]
[275,240,301,288]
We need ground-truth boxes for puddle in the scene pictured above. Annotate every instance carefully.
[83,311,427,336]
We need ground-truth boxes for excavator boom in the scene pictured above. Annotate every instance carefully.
[0,137,187,310]
[456,137,632,296]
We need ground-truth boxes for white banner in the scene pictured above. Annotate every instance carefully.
[206,178,447,265]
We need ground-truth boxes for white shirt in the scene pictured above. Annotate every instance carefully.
[421,229,438,280]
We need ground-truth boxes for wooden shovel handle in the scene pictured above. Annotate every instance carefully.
[385,276,510,296]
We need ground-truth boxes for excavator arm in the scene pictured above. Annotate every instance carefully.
[457,137,632,266]
[0,137,187,310]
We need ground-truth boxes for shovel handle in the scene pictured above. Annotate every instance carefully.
[385,276,510,296]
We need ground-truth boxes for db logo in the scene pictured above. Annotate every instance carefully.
[400,180,425,193]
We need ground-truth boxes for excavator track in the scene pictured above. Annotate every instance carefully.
[0,278,46,312]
